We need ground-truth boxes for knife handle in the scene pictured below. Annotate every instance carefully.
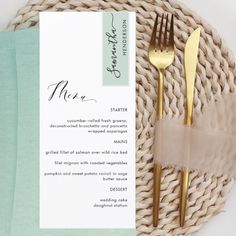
[180,167,189,227]
[180,125,191,226]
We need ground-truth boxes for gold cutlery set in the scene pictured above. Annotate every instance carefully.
[148,13,201,227]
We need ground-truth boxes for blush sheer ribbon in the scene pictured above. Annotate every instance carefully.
[154,93,236,177]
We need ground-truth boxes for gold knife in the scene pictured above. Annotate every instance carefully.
[180,27,201,227]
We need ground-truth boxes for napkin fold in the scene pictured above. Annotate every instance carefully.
[0,28,135,236]
[0,32,17,236]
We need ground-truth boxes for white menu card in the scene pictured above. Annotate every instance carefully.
[40,12,136,229]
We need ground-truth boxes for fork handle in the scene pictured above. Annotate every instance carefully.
[153,69,164,227]
[153,162,162,227]
[157,69,164,120]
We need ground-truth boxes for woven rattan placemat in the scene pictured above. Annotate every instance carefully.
[7,0,236,235]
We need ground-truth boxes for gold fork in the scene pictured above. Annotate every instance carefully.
[148,13,175,227]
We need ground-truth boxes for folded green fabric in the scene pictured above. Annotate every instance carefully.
[0,32,17,236]
[0,28,135,236]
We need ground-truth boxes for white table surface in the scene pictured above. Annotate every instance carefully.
[0,0,236,235]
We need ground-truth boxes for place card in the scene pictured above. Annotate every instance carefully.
[40,12,136,229]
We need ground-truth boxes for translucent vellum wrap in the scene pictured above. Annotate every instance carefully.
[154,93,236,177]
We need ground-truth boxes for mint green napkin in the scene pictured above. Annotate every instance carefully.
[0,32,17,236]
[0,28,135,236]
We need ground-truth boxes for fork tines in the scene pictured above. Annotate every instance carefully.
[149,13,174,52]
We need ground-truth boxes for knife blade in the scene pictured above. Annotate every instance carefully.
[180,27,200,227]
[184,27,201,126]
